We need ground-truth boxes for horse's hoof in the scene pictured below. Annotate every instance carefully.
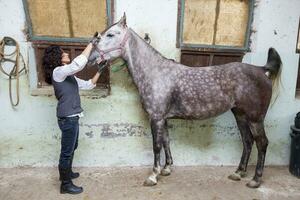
[143,177,157,186]
[239,171,247,178]
[228,172,241,181]
[161,167,171,176]
[246,180,261,188]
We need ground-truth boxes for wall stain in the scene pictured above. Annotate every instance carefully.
[85,131,94,138]
[80,121,278,141]
[81,123,149,138]
[52,133,60,140]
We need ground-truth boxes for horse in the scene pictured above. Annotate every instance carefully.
[88,14,282,188]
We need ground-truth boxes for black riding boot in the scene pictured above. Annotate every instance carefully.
[59,166,83,194]
[70,154,80,179]
[59,155,79,180]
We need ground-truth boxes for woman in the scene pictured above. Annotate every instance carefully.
[43,40,107,194]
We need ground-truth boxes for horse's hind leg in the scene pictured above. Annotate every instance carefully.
[247,121,268,188]
[143,119,164,186]
[228,108,254,181]
[161,120,173,176]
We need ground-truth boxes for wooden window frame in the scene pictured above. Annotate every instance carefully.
[176,0,255,52]
[32,41,110,88]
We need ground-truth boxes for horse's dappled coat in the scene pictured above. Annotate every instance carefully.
[88,15,282,188]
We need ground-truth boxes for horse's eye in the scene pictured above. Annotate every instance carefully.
[107,34,114,38]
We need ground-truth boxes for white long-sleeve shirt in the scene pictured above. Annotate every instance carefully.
[52,54,96,90]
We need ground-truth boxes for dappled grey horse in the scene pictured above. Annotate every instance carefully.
[88,14,282,188]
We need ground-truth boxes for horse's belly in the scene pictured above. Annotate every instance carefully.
[168,93,234,119]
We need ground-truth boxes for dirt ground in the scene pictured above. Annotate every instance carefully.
[0,166,299,200]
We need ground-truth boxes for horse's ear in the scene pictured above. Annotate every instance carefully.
[93,31,98,38]
[118,12,127,28]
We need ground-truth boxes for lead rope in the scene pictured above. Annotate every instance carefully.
[0,37,28,107]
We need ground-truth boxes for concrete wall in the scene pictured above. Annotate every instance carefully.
[0,0,299,167]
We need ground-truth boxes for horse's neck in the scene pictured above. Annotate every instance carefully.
[123,29,164,89]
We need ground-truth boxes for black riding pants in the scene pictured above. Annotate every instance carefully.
[57,116,79,169]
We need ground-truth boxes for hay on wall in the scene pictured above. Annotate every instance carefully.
[182,0,249,47]
[70,0,107,38]
[28,0,70,37]
[215,0,249,47]
[183,0,216,45]
[27,0,107,38]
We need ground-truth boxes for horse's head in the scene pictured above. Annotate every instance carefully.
[88,13,128,65]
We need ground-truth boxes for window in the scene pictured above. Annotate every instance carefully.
[22,0,114,95]
[177,0,254,67]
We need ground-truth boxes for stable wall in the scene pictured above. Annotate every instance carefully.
[0,0,300,167]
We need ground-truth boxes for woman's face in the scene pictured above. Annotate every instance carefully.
[61,51,70,65]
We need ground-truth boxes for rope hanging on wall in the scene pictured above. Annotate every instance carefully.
[0,37,28,107]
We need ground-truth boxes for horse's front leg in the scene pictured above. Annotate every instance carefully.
[143,119,164,186]
[161,120,173,176]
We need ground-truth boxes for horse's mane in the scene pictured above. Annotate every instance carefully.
[129,28,178,64]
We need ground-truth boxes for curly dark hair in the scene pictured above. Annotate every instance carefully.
[42,46,63,84]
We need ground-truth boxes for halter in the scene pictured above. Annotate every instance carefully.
[94,30,129,64]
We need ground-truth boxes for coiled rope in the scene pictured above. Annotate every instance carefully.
[0,37,27,107]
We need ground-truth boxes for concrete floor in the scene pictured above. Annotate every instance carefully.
[0,166,299,200]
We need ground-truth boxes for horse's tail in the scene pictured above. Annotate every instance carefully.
[264,47,282,81]
[264,47,282,104]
